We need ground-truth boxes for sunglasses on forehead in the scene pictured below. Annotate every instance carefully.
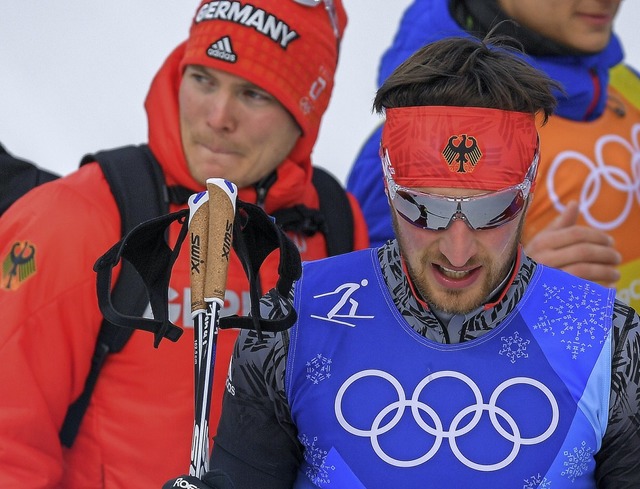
[293,0,340,39]
[383,147,539,231]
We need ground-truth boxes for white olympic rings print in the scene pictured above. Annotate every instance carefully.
[334,369,559,471]
[547,124,640,230]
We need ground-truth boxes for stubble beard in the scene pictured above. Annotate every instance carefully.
[393,214,523,315]
[407,248,516,315]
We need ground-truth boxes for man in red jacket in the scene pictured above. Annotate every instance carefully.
[0,1,368,487]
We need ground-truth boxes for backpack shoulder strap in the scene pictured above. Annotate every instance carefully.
[311,166,354,256]
[0,144,59,215]
[60,144,169,447]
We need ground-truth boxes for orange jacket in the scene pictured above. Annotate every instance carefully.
[523,66,640,311]
[0,43,368,488]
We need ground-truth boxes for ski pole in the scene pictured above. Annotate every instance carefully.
[188,178,237,477]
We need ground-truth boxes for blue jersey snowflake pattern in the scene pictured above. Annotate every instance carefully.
[532,282,611,360]
[562,441,594,482]
[523,472,551,488]
[499,331,530,363]
[306,354,332,384]
[299,433,336,486]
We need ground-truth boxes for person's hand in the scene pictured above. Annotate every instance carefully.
[524,201,621,286]
[163,471,234,489]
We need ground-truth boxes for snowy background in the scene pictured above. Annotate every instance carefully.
[1,1,639,184]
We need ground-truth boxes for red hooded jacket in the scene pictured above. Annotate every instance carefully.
[0,43,368,488]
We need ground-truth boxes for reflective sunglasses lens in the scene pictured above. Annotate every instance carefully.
[462,189,526,229]
[394,191,458,230]
[393,187,525,231]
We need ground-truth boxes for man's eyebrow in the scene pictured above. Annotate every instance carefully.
[243,83,268,92]
[189,65,266,92]
[189,65,209,75]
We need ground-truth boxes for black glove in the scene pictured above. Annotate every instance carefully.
[162,471,235,489]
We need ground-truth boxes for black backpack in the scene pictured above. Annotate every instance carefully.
[0,143,354,446]
[0,143,58,214]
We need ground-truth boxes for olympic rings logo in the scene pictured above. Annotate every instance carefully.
[334,369,559,471]
[547,125,640,230]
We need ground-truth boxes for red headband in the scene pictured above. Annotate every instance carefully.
[381,106,538,190]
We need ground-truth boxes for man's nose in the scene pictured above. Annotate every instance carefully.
[206,92,237,131]
[438,218,477,267]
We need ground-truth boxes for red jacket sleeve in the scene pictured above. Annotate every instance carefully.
[0,164,120,487]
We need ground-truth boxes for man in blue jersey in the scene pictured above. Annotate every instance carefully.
[167,33,640,489]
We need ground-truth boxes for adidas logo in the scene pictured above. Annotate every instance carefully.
[207,36,237,63]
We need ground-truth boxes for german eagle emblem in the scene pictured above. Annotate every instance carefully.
[442,134,483,173]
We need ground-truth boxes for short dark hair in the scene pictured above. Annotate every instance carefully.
[373,33,559,123]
